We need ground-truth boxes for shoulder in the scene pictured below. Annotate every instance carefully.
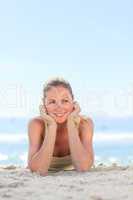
[28,116,45,138]
[28,116,45,127]
[80,115,94,127]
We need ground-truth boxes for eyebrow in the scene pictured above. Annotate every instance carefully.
[62,96,70,99]
[48,97,70,101]
[48,98,56,101]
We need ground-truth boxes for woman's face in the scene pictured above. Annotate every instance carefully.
[44,86,74,123]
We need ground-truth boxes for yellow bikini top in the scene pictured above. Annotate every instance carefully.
[48,116,89,172]
[49,155,74,171]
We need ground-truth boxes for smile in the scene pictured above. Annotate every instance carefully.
[54,113,66,117]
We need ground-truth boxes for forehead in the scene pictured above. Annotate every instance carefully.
[46,86,72,98]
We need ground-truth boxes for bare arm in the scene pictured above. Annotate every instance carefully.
[67,118,94,172]
[28,119,57,176]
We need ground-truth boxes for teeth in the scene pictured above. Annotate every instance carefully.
[55,113,65,117]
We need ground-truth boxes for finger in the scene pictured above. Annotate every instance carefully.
[40,112,52,121]
[48,113,56,121]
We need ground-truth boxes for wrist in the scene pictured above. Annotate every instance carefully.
[67,118,76,127]
[47,123,57,129]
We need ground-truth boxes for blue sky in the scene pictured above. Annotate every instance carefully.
[0,0,133,117]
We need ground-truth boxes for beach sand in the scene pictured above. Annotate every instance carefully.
[0,165,132,200]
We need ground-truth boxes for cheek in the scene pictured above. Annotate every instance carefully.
[45,105,54,113]
[45,103,74,114]
[66,104,74,112]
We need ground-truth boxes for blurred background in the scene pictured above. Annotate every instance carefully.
[0,0,133,166]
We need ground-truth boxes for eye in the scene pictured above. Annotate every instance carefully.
[49,100,56,104]
[62,99,69,103]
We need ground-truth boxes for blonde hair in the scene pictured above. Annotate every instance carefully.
[43,77,74,100]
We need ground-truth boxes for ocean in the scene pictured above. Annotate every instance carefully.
[0,117,133,166]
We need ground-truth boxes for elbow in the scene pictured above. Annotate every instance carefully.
[76,166,89,172]
[28,165,36,173]
[28,161,48,176]
[76,160,93,172]
[28,161,37,173]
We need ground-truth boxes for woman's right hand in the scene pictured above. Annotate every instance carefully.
[39,105,57,128]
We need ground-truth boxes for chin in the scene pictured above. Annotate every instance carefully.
[55,118,67,124]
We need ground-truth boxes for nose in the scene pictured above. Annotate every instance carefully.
[56,101,62,108]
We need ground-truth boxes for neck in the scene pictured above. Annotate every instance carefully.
[57,121,67,131]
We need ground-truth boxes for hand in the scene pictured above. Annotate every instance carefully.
[67,101,81,127]
[39,105,57,128]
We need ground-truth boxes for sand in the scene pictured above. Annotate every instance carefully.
[0,165,132,200]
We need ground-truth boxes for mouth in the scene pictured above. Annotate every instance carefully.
[54,113,67,117]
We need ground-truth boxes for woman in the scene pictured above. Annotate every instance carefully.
[28,77,94,175]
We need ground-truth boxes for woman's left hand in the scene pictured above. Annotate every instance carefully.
[67,101,81,127]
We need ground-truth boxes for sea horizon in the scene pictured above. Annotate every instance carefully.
[0,116,132,166]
